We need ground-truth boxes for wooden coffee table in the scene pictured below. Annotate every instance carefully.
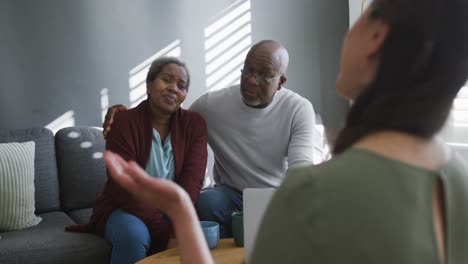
[137,238,245,264]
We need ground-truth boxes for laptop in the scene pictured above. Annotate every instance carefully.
[243,188,276,263]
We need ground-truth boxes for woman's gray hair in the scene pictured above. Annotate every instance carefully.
[146,57,190,89]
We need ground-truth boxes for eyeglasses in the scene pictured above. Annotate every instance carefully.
[240,68,281,85]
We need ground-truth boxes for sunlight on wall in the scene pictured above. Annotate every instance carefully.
[128,40,181,108]
[204,0,252,92]
[45,110,75,134]
[452,86,468,127]
[349,0,371,26]
[100,88,109,122]
[441,85,468,145]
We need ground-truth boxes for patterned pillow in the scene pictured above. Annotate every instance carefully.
[0,141,42,231]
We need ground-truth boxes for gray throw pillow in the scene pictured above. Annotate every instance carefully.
[0,141,42,231]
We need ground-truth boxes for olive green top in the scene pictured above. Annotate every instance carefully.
[251,148,468,264]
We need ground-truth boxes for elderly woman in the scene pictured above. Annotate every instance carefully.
[68,57,207,264]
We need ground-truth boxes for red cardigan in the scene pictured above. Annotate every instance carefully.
[67,100,207,252]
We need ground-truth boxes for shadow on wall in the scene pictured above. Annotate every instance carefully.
[441,85,468,145]
[45,111,75,134]
[128,40,182,108]
[46,0,252,133]
[204,0,252,92]
[100,88,109,123]
[46,87,110,134]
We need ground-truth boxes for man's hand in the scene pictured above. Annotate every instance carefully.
[103,104,128,138]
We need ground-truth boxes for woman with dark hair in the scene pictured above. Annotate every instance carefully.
[252,0,468,262]
[101,0,468,263]
[67,57,208,264]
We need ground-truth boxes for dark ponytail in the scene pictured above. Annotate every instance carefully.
[333,0,468,154]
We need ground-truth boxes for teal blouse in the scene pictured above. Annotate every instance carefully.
[145,128,175,181]
[251,148,468,263]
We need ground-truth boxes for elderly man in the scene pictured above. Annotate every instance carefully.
[103,40,316,238]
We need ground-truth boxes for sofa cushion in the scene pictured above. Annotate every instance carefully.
[0,141,42,231]
[0,211,110,264]
[67,208,93,224]
[55,127,107,211]
[0,128,60,213]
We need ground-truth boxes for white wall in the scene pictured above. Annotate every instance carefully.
[0,0,349,131]
[348,0,371,27]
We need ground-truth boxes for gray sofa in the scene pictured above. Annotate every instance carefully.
[1,124,466,264]
[0,127,111,264]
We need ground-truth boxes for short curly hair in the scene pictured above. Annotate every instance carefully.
[146,57,190,90]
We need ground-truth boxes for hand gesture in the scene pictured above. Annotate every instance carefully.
[104,150,190,218]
